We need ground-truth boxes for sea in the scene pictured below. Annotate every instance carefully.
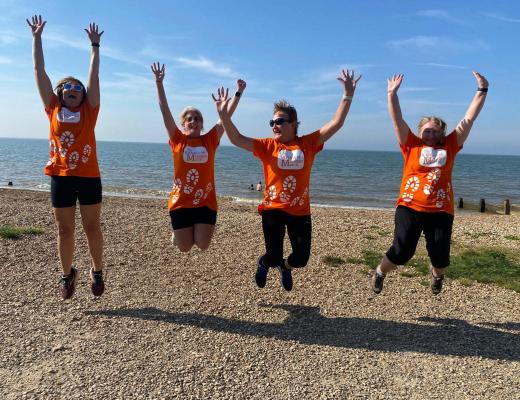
[1,137,519,209]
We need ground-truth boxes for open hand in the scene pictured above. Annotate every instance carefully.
[212,87,230,115]
[85,23,104,44]
[151,62,166,82]
[388,74,404,93]
[338,69,362,96]
[26,15,46,37]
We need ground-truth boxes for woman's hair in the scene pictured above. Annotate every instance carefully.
[179,107,204,131]
[273,99,300,134]
[418,116,447,136]
[54,76,87,105]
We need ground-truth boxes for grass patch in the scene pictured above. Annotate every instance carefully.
[322,256,346,268]
[0,226,44,239]
[363,235,376,240]
[463,231,492,239]
[403,248,520,292]
[505,235,520,241]
[446,248,520,292]
[347,250,384,269]
[360,250,382,269]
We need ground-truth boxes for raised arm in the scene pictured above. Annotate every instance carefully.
[212,89,254,152]
[84,23,103,108]
[455,72,489,147]
[27,15,53,108]
[215,79,246,139]
[151,62,178,141]
[387,74,410,146]
[318,69,361,145]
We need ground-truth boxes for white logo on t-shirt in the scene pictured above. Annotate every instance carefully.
[57,107,81,123]
[277,149,304,170]
[183,146,208,163]
[419,147,447,167]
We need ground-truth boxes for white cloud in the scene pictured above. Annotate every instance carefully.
[292,64,370,93]
[175,56,238,78]
[43,31,146,66]
[388,35,441,49]
[417,9,468,25]
[0,33,19,45]
[400,87,436,93]
[416,62,468,70]
[483,13,520,23]
[0,56,12,64]
[387,36,490,52]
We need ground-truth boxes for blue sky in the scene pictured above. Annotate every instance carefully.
[1,0,519,155]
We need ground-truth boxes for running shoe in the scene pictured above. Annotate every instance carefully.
[430,267,444,295]
[60,268,78,300]
[371,270,385,294]
[255,257,269,288]
[90,268,105,297]
[277,263,293,292]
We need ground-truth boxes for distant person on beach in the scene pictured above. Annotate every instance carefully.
[151,62,246,252]
[249,184,254,191]
[213,69,361,291]
[256,181,263,191]
[27,15,105,300]
[372,72,489,295]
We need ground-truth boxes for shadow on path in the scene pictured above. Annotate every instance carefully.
[85,304,519,361]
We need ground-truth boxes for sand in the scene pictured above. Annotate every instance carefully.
[1,188,519,399]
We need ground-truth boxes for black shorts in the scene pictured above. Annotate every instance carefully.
[50,175,102,208]
[386,205,454,268]
[169,206,217,230]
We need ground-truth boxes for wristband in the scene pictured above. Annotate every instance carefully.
[477,87,488,92]
[91,43,100,48]
[342,94,353,101]
[235,91,241,97]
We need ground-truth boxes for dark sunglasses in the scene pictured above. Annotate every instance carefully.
[186,116,200,123]
[269,118,290,127]
[63,83,83,91]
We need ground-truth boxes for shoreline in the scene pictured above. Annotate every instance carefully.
[0,185,397,212]
[1,185,516,215]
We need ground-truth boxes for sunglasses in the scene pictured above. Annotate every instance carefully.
[269,118,290,127]
[186,116,200,123]
[63,83,83,91]
[422,129,442,135]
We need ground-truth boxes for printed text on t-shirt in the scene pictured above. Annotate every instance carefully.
[419,147,447,167]
[277,149,304,170]
[183,146,209,163]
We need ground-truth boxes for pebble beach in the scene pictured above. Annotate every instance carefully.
[1,188,519,399]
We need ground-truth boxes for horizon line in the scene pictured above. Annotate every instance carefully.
[0,136,519,157]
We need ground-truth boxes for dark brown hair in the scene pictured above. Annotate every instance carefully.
[273,99,299,134]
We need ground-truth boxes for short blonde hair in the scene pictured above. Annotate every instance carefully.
[418,116,447,136]
[179,107,204,130]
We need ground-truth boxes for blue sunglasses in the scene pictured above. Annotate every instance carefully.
[63,83,83,91]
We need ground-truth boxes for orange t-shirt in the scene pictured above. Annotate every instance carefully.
[396,130,462,214]
[253,131,323,216]
[44,95,100,177]
[168,126,219,212]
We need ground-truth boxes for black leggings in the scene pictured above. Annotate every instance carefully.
[261,210,312,269]
[386,206,454,268]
